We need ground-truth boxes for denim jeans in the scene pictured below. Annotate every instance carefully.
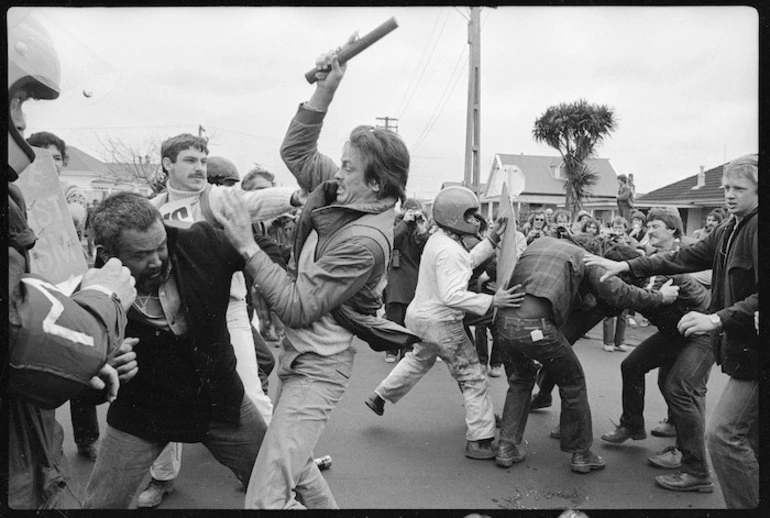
[375,318,497,442]
[83,395,266,509]
[618,331,714,477]
[474,322,502,367]
[497,316,593,453]
[536,306,607,398]
[70,395,99,447]
[603,309,627,346]
[706,377,759,509]
[244,342,354,509]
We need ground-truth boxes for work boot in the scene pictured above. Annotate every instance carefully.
[465,438,497,460]
[571,449,606,473]
[365,393,385,416]
[137,478,175,508]
[529,392,553,411]
[654,472,713,493]
[495,441,526,467]
[651,418,677,437]
[601,424,647,443]
[647,445,682,469]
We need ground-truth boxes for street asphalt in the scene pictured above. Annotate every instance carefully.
[56,320,730,511]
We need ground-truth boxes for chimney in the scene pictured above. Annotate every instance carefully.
[692,166,706,189]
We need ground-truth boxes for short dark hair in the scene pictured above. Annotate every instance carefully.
[348,125,409,203]
[581,217,600,234]
[553,209,571,223]
[630,210,646,223]
[647,207,683,238]
[572,233,601,254]
[617,174,628,184]
[90,192,162,255]
[603,242,645,285]
[161,133,209,172]
[27,131,69,165]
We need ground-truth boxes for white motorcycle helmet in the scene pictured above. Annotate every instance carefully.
[8,8,62,178]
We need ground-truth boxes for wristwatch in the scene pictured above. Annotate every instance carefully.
[709,313,723,330]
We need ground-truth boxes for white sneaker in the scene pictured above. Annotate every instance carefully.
[614,344,629,352]
[603,344,615,352]
[627,317,637,328]
[384,352,397,363]
[488,364,504,377]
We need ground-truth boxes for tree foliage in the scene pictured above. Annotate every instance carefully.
[532,99,617,215]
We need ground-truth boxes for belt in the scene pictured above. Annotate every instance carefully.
[497,316,554,331]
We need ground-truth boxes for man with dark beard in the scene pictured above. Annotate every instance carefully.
[82,192,267,508]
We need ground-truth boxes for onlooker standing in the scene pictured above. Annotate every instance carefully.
[600,216,637,352]
[382,198,430,362]
[616,173,635,222]
[524,210,549,245]
[692,209,724,241]
[585,155,758,506]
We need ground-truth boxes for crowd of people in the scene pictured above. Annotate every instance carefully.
[7,10,758,511]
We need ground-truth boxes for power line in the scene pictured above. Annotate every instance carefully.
[395,9,453,119]
[410,44,468,152]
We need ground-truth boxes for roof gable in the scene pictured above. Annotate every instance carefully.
[483,153,619,199]
[61,145,108,173]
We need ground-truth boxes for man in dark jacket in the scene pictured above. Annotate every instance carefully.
[82,192,267,508]
[7,10,137,509]
[598,209,714,494]
[586,155,758,507]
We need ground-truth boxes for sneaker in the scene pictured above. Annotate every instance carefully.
[601,424,647,443]
[638,317,649,327]
[465,438,497,460]
[655,471,713,493]
[549,424,561,439]
[614,344,629,352]
[647,445,682,469]
[529,392,553,412]
[495,441,526,467]
[137,478,175,508]
[627,317,637,328]
[384,352,397,363]
[76,441,99,462]
[436,356,443,363]
[651,419,677,438]
[603,344,615,352]
[571,449,606,473]
[365,393,385,416]
[488,364,504,378]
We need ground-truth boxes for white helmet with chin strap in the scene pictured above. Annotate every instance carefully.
[8,8,62,179]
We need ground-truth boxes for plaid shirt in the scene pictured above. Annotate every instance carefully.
[510,237,667,328]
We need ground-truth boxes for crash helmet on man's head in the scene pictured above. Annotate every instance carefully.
[432,186,482,236]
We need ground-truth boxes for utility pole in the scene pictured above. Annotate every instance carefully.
[464,7,481,194]
[376,116,399,133]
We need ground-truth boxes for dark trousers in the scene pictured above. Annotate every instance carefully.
[71,396,99,447]
[474,323,502,367]
[619,330,714,477]
[536,306,607,398]
[385,302,412,356]
[497,316,593,453]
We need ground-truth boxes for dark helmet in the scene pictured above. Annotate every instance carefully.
[432,186,482,236]
[8,8,62,177]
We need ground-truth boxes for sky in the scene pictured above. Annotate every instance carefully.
[20,6,758,200]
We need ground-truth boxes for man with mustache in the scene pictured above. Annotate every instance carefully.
[134,135,302,508]
[83,192,268,508]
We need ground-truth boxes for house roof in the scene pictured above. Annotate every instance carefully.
[483,153,619,200]
[636,163,726,205]
[63,145,109,173]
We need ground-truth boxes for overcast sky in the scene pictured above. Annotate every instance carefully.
[21,6,758,199]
